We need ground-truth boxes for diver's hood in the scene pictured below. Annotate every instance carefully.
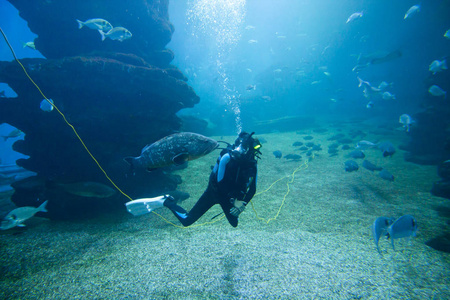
[231,131,260,160]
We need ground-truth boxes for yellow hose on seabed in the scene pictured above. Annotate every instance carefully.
[0,27,312,229]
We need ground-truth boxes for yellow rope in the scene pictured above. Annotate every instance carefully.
[249,155,313,224]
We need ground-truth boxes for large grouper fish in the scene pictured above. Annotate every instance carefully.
[124,132,219,171]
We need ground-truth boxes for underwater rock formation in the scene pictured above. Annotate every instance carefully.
[0,0,202,219]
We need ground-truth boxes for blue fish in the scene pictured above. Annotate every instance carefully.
[378,141,396,157]
[379,169,394,181]
[348,150,365,159]
[273,150,282,158]
[372,217,394,253]
[344,160,359,172]
[362,160,382,172]
[387,215,418,250]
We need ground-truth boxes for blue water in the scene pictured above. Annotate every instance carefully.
[1,1,450,298]
[1,0,449,137]
[167,0,450,131]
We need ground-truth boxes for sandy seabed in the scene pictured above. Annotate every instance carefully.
[1,122,449,299]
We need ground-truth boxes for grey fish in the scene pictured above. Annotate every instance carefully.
[76,18,113,32]
[328,148,338,154]
[284,154,302,160]
[55,181,116,198]
[273,150,282,158]
[328,143,339,149]
[327,133,345,141]
[1,201,48,230]
[349,150,365,159]
[378,141,396,157]
[344,160,359,172]
[355,140,378,150]
[372,217,395,253]
[387,215,418,250]
[124,132,218,171]
[379,169,394,181]
[362,160,383,172]
[100,27,132,42]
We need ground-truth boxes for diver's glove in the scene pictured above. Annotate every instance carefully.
[230,199,246,217]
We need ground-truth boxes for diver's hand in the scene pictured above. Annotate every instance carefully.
[230,200,246,217]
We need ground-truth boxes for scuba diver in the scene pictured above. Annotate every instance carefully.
[125,131,262,227]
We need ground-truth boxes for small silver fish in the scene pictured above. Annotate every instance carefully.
[0,201,48,230]
[77,18,113,32]
[22,41,36,50]
[382,91,396,100]
[378,81,392,90]
[346,11,363,23]
[355,140,377,150]
[429,60,447,75]
[387,215,418,250]
[428,85,447,98]
[404,5,420,19]
[100,27,132,42]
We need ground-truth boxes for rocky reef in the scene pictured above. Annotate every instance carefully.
[0,0,199,219]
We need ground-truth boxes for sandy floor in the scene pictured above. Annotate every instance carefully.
[1,123,450,299]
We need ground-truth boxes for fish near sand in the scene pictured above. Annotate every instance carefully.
[387,215,418,250]
[124,132,219,172]
[344,160,359,172]
[372,217,394,253]
[348,150,365,159]
[378,141,396,157]
[273,150,282,158]
[379,169,394,181]
[362,160,383,172]
[100,27,132,42]
[356,140,378,150]
[1,201,48,230]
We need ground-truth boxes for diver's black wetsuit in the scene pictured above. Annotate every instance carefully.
[164,147,257,227]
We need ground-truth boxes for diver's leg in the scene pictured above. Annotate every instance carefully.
[219,198,239,227]
[165,187,216,227]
